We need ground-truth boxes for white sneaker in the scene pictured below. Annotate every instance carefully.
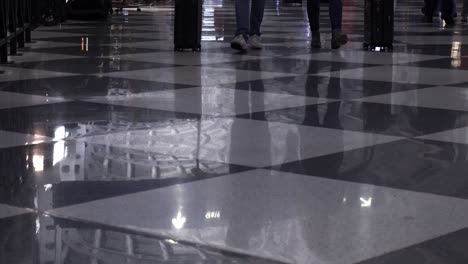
[231,35,248,51]
[248,35,263,50]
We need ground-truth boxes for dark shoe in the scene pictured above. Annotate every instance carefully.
[331,30,348,49]
[311,31,321,49]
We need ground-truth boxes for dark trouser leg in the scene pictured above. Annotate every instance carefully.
[307,0,320,31]
[423,0,435,16]
[235,0,250,36]
[249,0,265,36]
[441,0,456,18]
[463,0,468,16]
[329,0,343,30]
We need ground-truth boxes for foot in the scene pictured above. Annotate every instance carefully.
[248,34,263,50]
[331,30,348,49]
[311,31,322,49]
[231,35,248,51]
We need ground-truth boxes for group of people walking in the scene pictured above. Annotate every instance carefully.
[230,0,348,51]
[231,0,468,52]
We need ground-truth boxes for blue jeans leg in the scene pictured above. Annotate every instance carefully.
[235,0,250,36]
[250,0,266,36]
[235,0,265,36]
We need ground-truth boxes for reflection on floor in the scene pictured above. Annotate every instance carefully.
[2,0,468,263]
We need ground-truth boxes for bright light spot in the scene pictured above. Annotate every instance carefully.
[54,126,66,140]
[205,211,221,219]
[35,218,40,234]
[165,239,178,244]
[342,197,347,203]
[44,184,52,191]
[451,41,461,67]
[360,197,372,207]
[33,155,44,172]
[171,211,186,229]
[53,127,67,166]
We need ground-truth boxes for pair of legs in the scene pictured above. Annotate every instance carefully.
[231,0,266,50]
[307,0,347,49]
[235,0,266,37]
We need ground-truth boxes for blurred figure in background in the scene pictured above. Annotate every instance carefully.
[423,0,456,25]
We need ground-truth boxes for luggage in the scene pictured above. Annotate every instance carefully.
[174,0,202,52]
[66,0,111,20]
[363,0,394,51]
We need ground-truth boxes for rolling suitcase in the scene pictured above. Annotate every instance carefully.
[174,0,202,52]
[363,0,393,52]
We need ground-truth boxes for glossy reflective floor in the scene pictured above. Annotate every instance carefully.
[2,0,468,263]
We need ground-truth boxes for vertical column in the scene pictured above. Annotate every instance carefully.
[17,0,25,48]
[8,0,18,56]
[0,0,8,64]
[25,0,32,43]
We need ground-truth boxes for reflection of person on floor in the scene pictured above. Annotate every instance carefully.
[299,61,345,261]
[225,60,271,250]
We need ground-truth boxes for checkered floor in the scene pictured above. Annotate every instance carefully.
[2,0,468,263]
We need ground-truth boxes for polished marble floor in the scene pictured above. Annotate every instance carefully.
[2,0,468,263]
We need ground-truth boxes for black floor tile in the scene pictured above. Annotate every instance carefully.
[210,57,378,74]
[216,75,430,98]
[0,214,279,264]
[6,58,174,74]
[0,101,200,138]
[33,36,159,44]
[357,228,468,264]
[237,101,468,137]
[29,45,162,57]
[0,75,194,99]
[271,138,468,200]
[0,141,253,209]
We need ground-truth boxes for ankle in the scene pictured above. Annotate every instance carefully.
[332,29,344,37]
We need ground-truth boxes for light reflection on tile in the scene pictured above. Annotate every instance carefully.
[77,118,402,167]
[85,87,337,116]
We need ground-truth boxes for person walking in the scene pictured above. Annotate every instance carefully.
[307,0,348,49]
[423,0,456,25]
[230,0,266,51]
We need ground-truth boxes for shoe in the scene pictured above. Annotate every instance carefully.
[248,34,263,50]
[311,31,322,49]
[331,30,348,49]
[231,35,248,51]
